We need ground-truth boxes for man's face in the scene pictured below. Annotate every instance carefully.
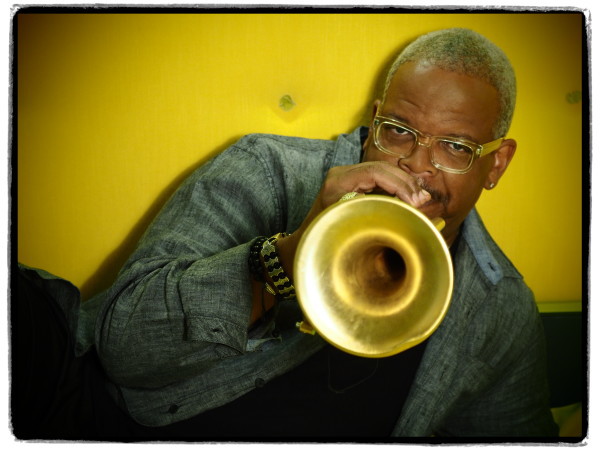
[363,61,511,244]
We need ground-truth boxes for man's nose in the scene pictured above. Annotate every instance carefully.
[398,139,437,175]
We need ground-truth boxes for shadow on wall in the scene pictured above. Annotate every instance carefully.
[79,36,415,302]
[353,38,415,128]
[79,136,242,301]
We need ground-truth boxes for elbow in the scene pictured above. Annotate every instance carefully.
[97,323,220,389]
[97,310,244,389]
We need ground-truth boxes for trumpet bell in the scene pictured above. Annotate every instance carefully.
[294,195,453,358]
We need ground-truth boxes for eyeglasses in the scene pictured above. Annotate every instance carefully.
[372,114,505,174]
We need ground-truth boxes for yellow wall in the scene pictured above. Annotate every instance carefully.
[17,12,584,305]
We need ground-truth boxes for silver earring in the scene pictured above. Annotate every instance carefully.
[489,183,495,189]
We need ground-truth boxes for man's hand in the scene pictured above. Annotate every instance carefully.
[277,161,430,280]
[315,161,431,213]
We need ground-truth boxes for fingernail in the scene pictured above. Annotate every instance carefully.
[418,189,431,202]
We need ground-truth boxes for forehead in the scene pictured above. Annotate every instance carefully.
[383,62,500,139]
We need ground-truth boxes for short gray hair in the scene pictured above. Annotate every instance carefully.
[383,28,516,139]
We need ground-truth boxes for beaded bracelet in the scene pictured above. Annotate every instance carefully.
[260,232,296,300]
[248,236,268,282]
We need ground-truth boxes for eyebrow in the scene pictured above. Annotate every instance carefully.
[381,110,410,124]
[379,110,479,143]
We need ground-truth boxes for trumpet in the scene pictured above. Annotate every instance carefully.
[294,194,453,358]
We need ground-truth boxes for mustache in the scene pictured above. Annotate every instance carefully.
[418,179,449,206]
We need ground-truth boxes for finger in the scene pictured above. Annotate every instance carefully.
[348,162,431,207]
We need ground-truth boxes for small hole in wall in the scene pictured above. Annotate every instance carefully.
[566,90,582,104]
[279,94,296,111]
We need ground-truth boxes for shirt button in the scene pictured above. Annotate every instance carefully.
[168,404,179,414]
[255,377,266,388]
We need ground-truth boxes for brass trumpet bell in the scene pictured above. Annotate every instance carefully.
[294,195,453,358]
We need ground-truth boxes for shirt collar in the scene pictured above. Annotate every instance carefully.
[461,209,504,285]
[330,127,364,167]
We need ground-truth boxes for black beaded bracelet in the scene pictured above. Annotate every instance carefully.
[248,236,268,281]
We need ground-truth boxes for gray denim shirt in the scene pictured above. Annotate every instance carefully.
[77,127,557,437]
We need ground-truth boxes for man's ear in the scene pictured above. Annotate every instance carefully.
[485,138,517,189]
[363,99,382,153]
[372,99,381,120]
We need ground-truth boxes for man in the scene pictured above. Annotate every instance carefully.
[15,28,558,439]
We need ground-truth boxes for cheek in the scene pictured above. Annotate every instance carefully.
[446,160,491,202]
[445,178,485,214]
[361,141,378,162]
[362,141,396,164]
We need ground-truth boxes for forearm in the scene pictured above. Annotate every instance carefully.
[248,232,298,327]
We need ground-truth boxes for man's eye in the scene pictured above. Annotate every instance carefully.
[392,126,409,135]
[443,141,472,154]
[384,124,411,136]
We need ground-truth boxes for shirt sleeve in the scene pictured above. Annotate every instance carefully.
[95,135,289,389]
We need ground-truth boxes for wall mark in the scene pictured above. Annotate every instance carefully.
[279,94,296,112]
